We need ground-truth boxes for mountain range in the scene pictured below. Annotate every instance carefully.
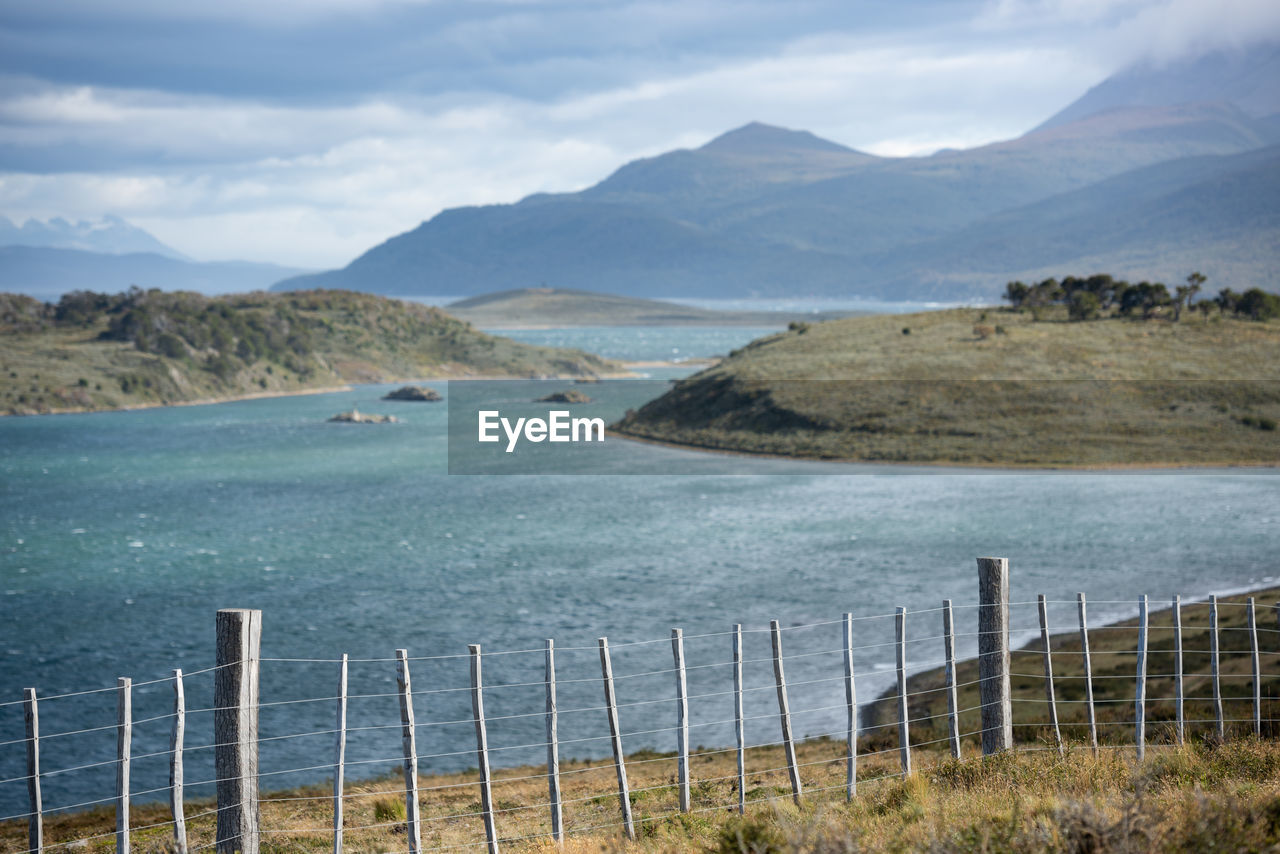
[274,43,1280,301]
[0,214,309,302]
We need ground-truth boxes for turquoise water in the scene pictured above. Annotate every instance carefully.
[1,327,1278,817]
[485,325,782,363]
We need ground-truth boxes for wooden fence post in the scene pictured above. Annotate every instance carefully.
[896,607,911,776]
[942,601,960,760]
[333,655,347,854]
[671,629,690,812]
[1136,595,1148,761]
[545,640,563,842]
[843,612,858,799]
[1077,594,1097,755]
[1249,598,1261,736]
[470,646,499,854]
[598,638,635,840]
[395,650,422,854]
[117,677,132,854]
[1038,595,1063,757]
[977,558,1012,754]
[215,609,261,854]
[23,689,41,854]
[171,670,187,854]
[732,625,745,815]
[770,620,802,805]
[1173,596,1184,746]
[1210,596,1224,740]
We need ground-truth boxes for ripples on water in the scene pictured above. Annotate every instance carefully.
[0,325,1277,814]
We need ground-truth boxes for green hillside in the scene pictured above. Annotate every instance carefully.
[0,288,617,416]
[611,307,1280,467]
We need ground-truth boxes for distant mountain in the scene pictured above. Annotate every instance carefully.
[0,214,188,260]
[1036,44,1280,131]
[274,44,1280,302]
[1,246,311,302]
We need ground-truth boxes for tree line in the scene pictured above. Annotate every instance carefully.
[1002,273,1280,321]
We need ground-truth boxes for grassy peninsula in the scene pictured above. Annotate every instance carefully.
[3,588,1277,853]
[612,306,1280,466]
[446,287,856,329]
[0,289,618,415]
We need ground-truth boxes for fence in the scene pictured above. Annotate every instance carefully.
[3,557,1278,854]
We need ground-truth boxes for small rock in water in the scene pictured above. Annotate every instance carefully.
[382,385,441,402]
[328,408,398,424]
[536,389,592,403]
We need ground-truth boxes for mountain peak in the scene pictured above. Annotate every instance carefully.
[700,122,855,155]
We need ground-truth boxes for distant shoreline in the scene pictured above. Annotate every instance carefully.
[607,429,1280,472]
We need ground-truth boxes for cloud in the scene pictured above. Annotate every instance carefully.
[977,0,1280,65]
[0,28,1112,265]
[2,1,1265,267]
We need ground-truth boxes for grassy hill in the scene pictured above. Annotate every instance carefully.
[611,307,1280,467]
[446,287,856,328]
[0,288,617,416]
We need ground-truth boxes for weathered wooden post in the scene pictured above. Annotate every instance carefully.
[942,601,960,760]
[843,612,858,798]
[1210,596,1224,739]
[1078,593,1098,754]
[770,620,802,805]
[1038,595,1063,756]
[215,609,261,854]
[333,656,347,854]
[671,628,690,813]
[171,670,187,854]
[1249,598,1261,736]
[598,637,635,840]
[895,607,911,776]
[1173,596,1184,746]
[732,624,745,815]
[470,646,498,854]
[23,688,41,854]
[977,558,1012,754]
[1136,596,1149,761]
[117,677,132,854]
[395,649,422,854]
[544,640,563,842]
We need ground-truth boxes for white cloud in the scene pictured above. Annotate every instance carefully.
[0,8,1229,268]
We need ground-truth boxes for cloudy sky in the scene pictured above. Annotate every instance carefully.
[1,0,1277,268]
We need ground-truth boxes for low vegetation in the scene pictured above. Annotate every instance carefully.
[612,302,1280,466]
[1003,272,1280,322]
[4,589,1275,853]
[0,289,617,415]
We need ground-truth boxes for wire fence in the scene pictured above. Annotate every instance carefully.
[2,571,1278,854]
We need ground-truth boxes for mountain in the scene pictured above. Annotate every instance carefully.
[0,214,188,259]
[1035,44,1280,131]
[1,246,311,302]
[274,44,1280,302]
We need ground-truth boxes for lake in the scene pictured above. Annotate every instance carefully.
[1,323,1277,817]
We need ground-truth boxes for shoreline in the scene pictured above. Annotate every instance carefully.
[607,428,1280,473]
[0,370,641,419]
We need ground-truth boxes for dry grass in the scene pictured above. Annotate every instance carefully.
[4,587,1278,853]
[5,738,1278,853]
[614,307,1280,466]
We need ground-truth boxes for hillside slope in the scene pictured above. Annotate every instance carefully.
[611,308,1280,466]
[0,289,617,416]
